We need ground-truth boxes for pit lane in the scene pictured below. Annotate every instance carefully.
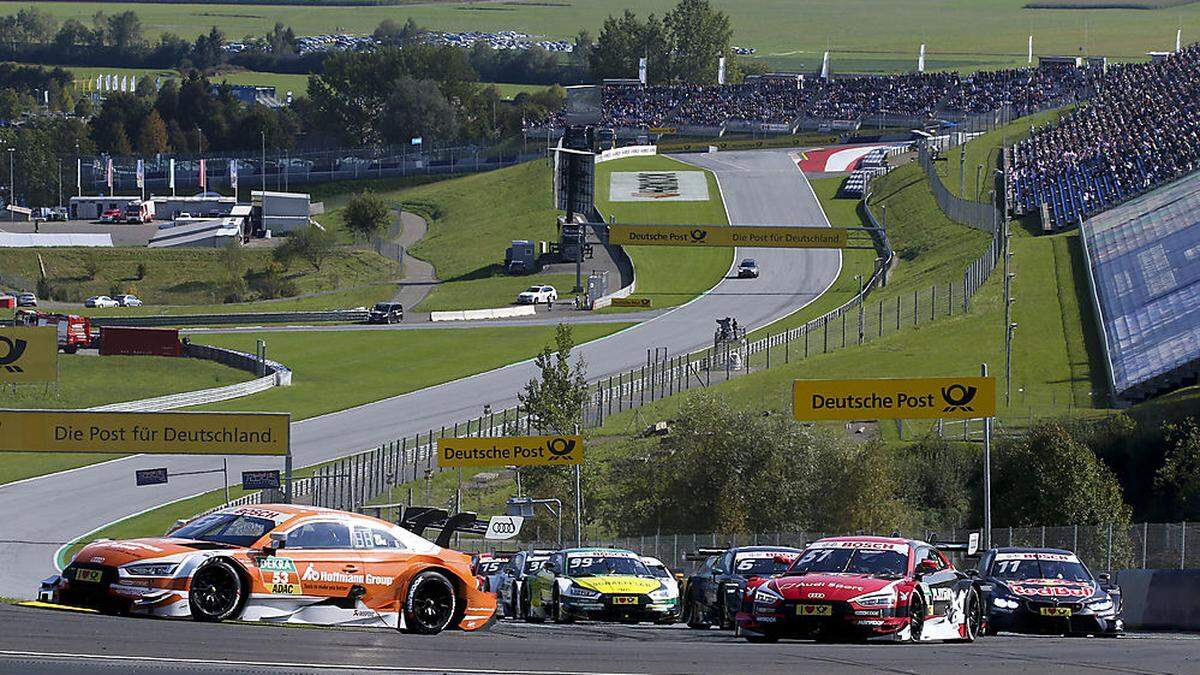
[2,604,1196,674]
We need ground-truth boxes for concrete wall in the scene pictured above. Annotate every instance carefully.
[1116,569,1200,631]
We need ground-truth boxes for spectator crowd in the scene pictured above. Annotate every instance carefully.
[1009,45,1200,227]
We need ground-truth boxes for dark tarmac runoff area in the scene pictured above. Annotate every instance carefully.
[1,604,1198,675]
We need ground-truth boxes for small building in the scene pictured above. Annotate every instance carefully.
[148,217,240,248]
[252,190,312,234]
[151,193,237,221]
[69,196,141,221]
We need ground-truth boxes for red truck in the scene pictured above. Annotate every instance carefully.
[14,310,98,353]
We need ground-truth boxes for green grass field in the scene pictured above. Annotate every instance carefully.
[0,353,249,485]
[0,246,398,308]
[594,154,732,309]
[191,322,631,419]
[6,0,1197,73]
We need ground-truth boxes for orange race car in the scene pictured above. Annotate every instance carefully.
[40,504,497,634]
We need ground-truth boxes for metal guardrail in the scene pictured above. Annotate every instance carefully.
[90,309,369,327]
[88,374,278,412]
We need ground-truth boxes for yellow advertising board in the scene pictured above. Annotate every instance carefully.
[609,224,848,249]
[611,297,652,308]
[0,410,290,455]
[438,435,583,468]
[0,327,57,384]
[792,377,997,421]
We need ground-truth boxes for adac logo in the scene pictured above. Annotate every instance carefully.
[941,383,977,413]
[689,229,708,243]
[546,437,577,461]
[0,336,28,373]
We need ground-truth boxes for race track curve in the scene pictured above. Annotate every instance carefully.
[0,149,840,598]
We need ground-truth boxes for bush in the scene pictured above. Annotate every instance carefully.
[135,262,146,280]
[83,253,100,280]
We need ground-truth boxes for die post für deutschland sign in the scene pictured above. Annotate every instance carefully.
[792,377,996,421]
[438,435,584,468]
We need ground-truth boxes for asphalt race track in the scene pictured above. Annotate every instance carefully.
[1,605,1197,675]
[0,149,841,599]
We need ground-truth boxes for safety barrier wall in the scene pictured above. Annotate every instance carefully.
[90,309,369,328]
[429,306,538,322]
[1117,569,1200,631]
[589,205,636,310]
[88,342,291,412]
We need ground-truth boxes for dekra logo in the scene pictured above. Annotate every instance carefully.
[0,336,28,373]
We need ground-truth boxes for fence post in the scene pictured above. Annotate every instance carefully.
[1182,521,1187,570]
[841,314,846,349]
[1142,522,1148,569]
[931,285,935,321]
[1106,523,1112,573]
[878,301,883,337]
[896,296,901,331]
[804,326,809,357]
[913,289,918,326]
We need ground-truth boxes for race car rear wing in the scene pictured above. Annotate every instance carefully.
[931,532,981,557]
[396,506,490,548]
[683,547,727,562]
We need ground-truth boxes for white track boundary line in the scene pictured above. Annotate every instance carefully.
[0,650,647,675]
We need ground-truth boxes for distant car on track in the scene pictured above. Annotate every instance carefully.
[737,258,760,278]
[496,549,554,619]
[16,292,37,307]
[367,302,404,324]
[525,548,678,624]
[977,547,1122,637]
[682,546,801,629]
[517,285,557,305]
[114,294,143,307]
[737,535,982,643]
[42,504,498,634]
[84,295,119,308]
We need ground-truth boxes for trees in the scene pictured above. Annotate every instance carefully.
[136,110,169,156]
[993,420,1132,528]
[1153,418,1200,520]
[520,323,589,436]
[342,191,391,242]
[105,11,144,51]
[381,78,458,146]
[663,0,733,84]
[283,225,337,272]
[590,11,669,83]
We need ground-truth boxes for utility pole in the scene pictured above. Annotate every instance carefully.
[981,362,993,551]
[959,144,966,197]
[261,130,266,197]
[574,424,583,546]
[855,273,864,344]
[7,147,14,222]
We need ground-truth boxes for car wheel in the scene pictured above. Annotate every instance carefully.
[959,590,981,642]
[685,597,710,629]
[524,587,544,623]
[189,559,244,622]
[908,591,926,643]
[552,588,573,624]
[744,632,779,643]
[403,570,458,635]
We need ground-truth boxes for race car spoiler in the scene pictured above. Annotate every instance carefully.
[683,547,727,562]
[931,532,981,557]
[399,507,489,547]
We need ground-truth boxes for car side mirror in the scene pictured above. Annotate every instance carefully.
[264,531,287,555]
[1098,573,1111,584]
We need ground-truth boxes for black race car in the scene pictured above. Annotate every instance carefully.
[976,547,1123,636]
[496,549,555,619]
[681,546,801,629]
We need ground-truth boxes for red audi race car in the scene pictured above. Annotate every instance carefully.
[40,504,498,634]
[736,535,982,643]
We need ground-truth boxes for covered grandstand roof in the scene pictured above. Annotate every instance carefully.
[1081,170,1200,402]
[0,232,113,247]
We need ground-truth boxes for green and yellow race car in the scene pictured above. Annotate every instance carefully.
[525,548,678,623]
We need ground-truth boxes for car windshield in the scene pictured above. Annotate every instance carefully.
[991,557,1092,582]
[788,546,908,578]
[646,564,672,579]
[169,513,275,547]
[567,553,650,577]
[523,287,541,293]
[741,260,756,267]
[734,554,793,576]
[373,303,391,311]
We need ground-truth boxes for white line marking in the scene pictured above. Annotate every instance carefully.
[0,455,140,492]
[0,650,647,675]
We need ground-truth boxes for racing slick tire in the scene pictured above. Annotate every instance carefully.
[520,587,534,621]
[684,597,710,629]
[957,589,981,643]
[551,589,574,624]
[907,591,926,643]
[403,570,458,635]
[189,558,245,622]
[744,631,779,644]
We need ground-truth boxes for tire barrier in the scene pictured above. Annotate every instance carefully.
[90,309,369,328]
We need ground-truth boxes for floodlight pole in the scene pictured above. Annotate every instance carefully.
[574,424,582,547]
[981,362,992,551]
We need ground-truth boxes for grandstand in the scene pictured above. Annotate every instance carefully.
[1080,169,1200,402]
[1009,44,1200,229]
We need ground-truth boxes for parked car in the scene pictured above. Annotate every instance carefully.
[367,302,404,324]
[98,209,122,223]
[16,292,37,307]
[517,285,558,305]
[737,258,760,278]
[114,294,143,307]
[84,296,119,308]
